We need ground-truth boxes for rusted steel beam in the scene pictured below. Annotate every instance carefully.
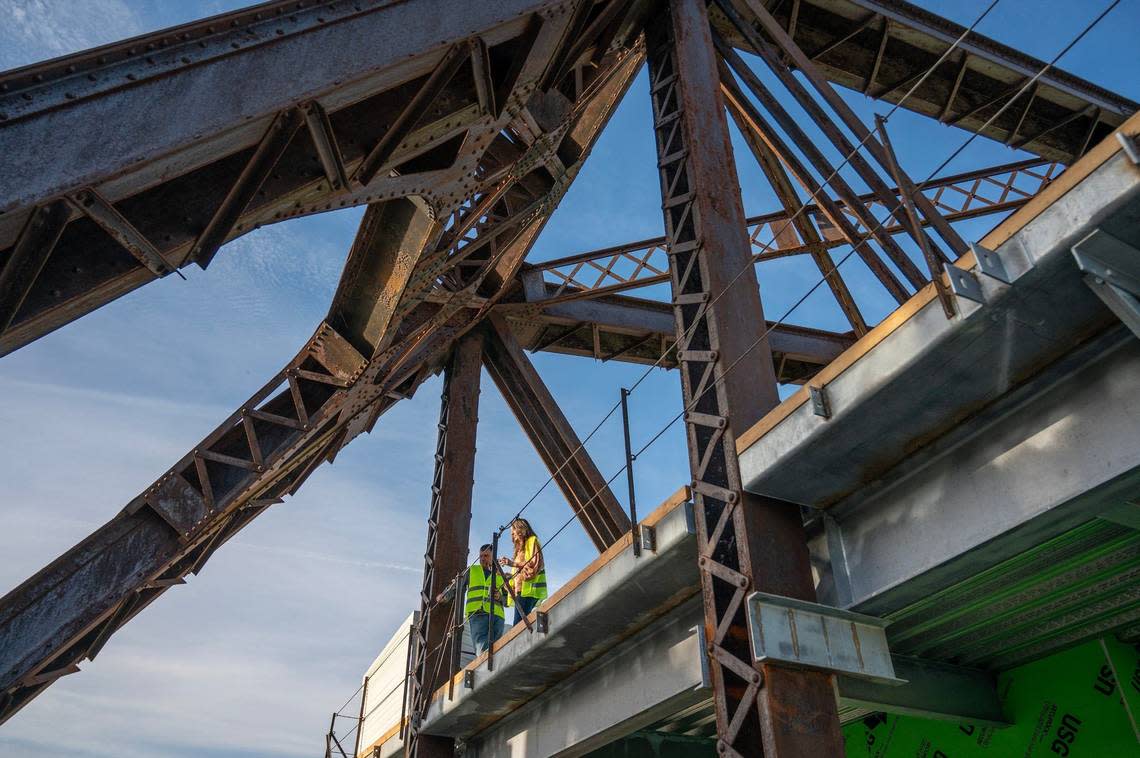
[647,1,843,755]
[0,38,643,721]
[714,0,1133,163]
[191,107,304,268]
[528,156,1059,302]
[504,290,855,381]
[716,42,912,302]
[876,115,956,318]
[67,188,177,277]
[355,45,468,187]
[405,332,482,758]
[303,100,350,193]
[469,38,498,119]
[728,0,969,259]
[720,68,868,335]
[0,322,368,725]
[716,0,950,273]
[0,201,70,335]
[0,1,574,359]
[483,313,630,552]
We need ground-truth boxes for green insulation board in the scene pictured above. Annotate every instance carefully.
[844,636,1140,757]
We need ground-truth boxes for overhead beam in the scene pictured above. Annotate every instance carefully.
[720,68,868,334]
[503,284,856,380]
[715,33,921,299]
[713,0,1134,162]
[726,0,968,257]
[525,157,1059,305]
[482,313,631,553]
[0,201,70,335]
[192,107,304,268]
[355,46,467,187]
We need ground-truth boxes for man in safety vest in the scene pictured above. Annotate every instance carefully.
[437,544,508,655]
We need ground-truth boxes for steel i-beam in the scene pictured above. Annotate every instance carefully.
[646,1,843,755]
[405,332,483,758]
[483,313,630,552]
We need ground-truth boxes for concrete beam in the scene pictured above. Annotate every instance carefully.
[465,600,711,758]
[738,134,1140,509]
[461,605,1005,757]
[814,329,1140,614]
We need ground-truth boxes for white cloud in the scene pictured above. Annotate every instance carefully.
[0,0,142,69]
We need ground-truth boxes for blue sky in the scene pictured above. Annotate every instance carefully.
[1,1,1138,756]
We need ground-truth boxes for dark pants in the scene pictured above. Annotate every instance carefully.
[469,612,504,655]
[513,596,538,626]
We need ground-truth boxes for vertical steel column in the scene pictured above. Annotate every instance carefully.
[646,2,843,756]
[404,331,483,758]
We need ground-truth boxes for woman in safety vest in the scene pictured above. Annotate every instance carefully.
[499,518,547,626]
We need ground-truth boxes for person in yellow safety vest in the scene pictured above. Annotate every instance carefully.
[499,518,547,626]
[436,544,508,655]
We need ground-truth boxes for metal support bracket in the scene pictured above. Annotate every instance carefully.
[535,610,549,634]
[809,385,831,419]
[1117,132,1140,165]
[944,264,985,304]
[1072,228,1140,338]
[747,592,904,686]
[463,669,475,689]
[971,242,1012,284]
[638,523,657,553]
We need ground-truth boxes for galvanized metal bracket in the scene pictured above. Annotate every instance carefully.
[463,669,475,689]
[970,242,1012,284]
[746,592,905,686]
[944,264,985,305]
[1117,132,1140,165]
[1072,228,1140,338]
[809,385,831,419]
[535,610,549,634]
[638,523,657,553]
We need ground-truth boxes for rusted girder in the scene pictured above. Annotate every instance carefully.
[483,313,631,552]
[404,332,483,758]
[647,1,842,755]
[0,26,646,721]
[0,0,608,358]
[711,0,1135,162]
[526,157,1061,302]
[720,70,869,336]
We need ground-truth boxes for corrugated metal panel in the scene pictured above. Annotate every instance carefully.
[886,519,1140,670]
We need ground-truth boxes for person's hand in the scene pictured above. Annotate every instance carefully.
[498,556,512,566]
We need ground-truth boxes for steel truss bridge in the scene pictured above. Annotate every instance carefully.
[0,0,1134,756]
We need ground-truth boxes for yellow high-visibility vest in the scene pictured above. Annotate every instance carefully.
[464,564,506,619]
[519,535,547,601]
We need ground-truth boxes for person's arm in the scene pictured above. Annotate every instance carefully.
[435,573,461,605]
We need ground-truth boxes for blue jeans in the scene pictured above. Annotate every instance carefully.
[469,612,504,655]
[513,596,538,626]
